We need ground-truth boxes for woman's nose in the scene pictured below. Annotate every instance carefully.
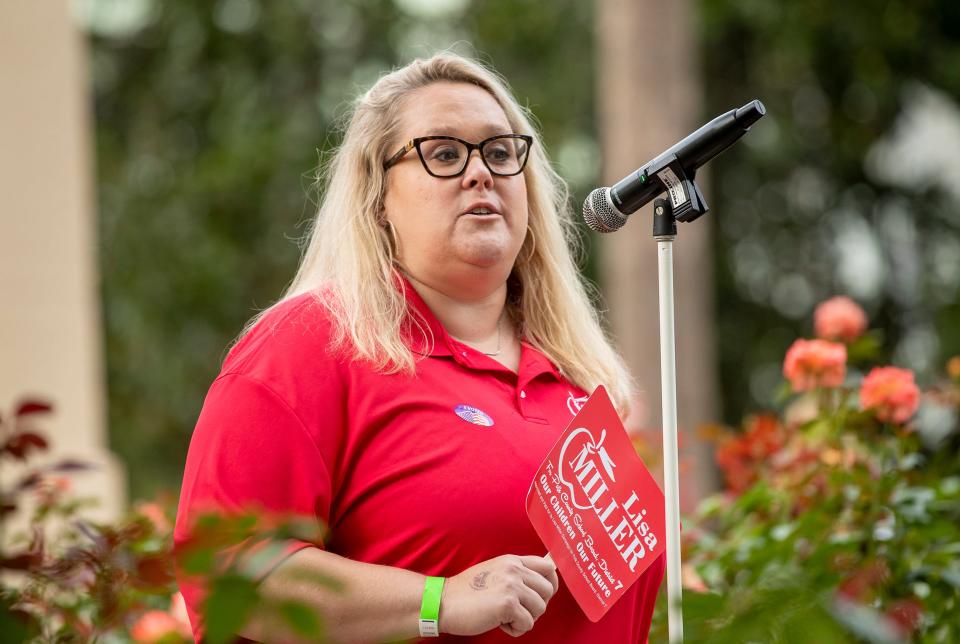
[461,149,494,189]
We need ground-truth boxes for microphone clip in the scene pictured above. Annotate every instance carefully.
[645,155,708,224]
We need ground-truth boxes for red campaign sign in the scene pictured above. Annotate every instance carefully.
[526,385,666,622]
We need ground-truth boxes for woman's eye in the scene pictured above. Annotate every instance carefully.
[487,146,512,163]
[431,146,462,163]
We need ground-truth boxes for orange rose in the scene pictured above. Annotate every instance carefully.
[130,610,184,642]
[715,437,753,493]
[130,593,191,642]
[947,355,960,380]
[814,296,868,343]
[714,415,787,493]
[135,501,172,534]
[783,339,847,392]
[859,366,920,424]
[742,414,785,459]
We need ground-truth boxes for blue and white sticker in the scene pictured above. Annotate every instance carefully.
[454,404,494,427]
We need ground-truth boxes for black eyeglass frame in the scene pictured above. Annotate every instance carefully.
[382,134,534,177]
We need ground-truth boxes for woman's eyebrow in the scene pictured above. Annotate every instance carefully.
[423,124,513,138]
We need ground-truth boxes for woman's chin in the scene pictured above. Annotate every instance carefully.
[454,239,517,269]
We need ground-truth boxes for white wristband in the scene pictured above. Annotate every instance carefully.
[419,618,440,637]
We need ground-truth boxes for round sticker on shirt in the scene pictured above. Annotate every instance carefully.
[454,404,494,427]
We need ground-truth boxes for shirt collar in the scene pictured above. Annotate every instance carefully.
[519,341,562,381]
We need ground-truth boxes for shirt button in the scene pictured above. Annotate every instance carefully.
[461,351,467,357]
[520,390,527,399]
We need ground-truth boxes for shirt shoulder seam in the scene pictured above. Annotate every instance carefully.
[213,371,335,483]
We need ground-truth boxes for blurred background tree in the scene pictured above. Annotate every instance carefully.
[81,0,960,502]
[84,0,598,500]
[701,0,960,424]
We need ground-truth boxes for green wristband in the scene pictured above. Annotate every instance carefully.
[419,576,445,637]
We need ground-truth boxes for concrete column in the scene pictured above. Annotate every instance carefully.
[0,1,125,531]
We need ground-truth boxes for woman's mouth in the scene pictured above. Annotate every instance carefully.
[460,203,502,218]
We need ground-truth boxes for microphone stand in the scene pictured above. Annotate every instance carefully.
[653,196,684,643]
[653,166,706,643]
[587,100,763,642]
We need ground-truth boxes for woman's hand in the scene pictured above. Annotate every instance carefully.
[439,554,560,637]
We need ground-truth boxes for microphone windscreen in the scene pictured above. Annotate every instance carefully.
[582,188,627,233]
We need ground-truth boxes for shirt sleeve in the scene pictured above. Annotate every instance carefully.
[173,372,334,640]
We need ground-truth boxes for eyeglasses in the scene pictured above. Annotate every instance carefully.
[383,134,533,178]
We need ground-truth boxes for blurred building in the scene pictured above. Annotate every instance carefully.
[0,1,125,532]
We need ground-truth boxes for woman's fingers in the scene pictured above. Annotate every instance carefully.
[545,567,559,595]
[518,555,555,579]
[518,554,559,596]
[519,565,555,606]
[499,595,535,636]
[515,579,548,620]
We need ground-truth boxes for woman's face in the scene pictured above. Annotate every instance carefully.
[383,81,529,296]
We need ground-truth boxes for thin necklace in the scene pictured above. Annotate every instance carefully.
[482,316,503,357]
[454,314,503,357]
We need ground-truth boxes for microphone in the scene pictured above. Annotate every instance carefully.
[583,100,765,233]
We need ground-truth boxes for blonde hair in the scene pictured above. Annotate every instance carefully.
[248,52,635,415]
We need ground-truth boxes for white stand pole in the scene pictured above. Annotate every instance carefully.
[657,236,683,643]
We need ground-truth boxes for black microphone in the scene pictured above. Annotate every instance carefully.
[583,100,765,233]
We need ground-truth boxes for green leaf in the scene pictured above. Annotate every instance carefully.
[941,566,960,590]
[0,599,41,642]
[202,574,260,644]
[781,605,852,643]
[846,331,883,363]
[939,476,960,496]
[774,380,795,405]
[694,494,727,517]
[179,546,217,576]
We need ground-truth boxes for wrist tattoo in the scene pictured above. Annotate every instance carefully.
[470,571,489,590]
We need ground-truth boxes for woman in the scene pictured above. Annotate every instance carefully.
[174,52,664,642]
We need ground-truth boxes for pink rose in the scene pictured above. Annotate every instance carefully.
[859,366,920,424]
[783,339,847,392]
[814,296,868,343]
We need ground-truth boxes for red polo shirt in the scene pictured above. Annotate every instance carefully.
[174,278,664,642]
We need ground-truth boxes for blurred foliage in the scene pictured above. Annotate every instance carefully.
[87,0,596,499]
[699,0,960,421]
[651,303,960,642]
[1,398,328,642]
[0,399,181,641]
